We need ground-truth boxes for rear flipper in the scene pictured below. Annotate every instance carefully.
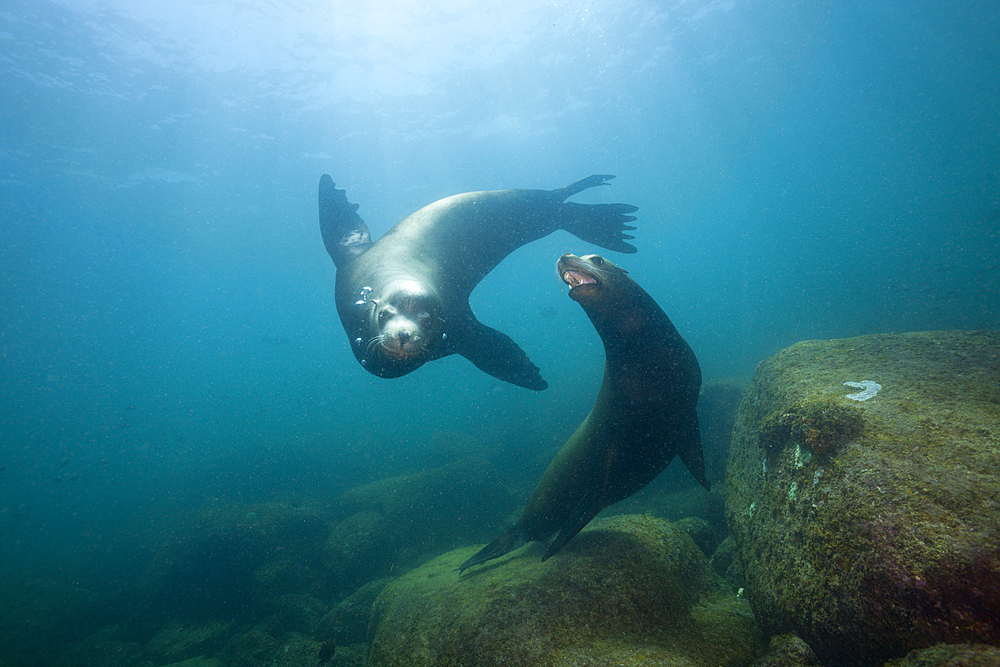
[459,526,528,573]
[453,317,547,391]
[540,484,601,561]
[548,175,638,254]
[559,202,638,254]
[677,419,711,490]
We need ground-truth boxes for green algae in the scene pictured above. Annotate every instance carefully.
[760,399,865,457]
[368,514,763,667]
[725,330,1000,667]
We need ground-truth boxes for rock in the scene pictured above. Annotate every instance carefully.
[54,624,145,667]
[144,458,509,628]
[725,331,1000,667]
[324,457,513,593]
[274,593,328,636]
[676,515,721,557]
[221,629,328,667]
[750,633,818,666]
[264,633,323,667]
[368,514,762,667]
[0,576,110,663]
[700,377,749,483]
[146,498,333,619]
[317,577,393,646]
[220,626,278,667]
[160,658,223,667]
[328,644,367,667]
[883,643,1000,666]
[144,620,232,665]
[709,535,740,583]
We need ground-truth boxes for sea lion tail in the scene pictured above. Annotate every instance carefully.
[318,174,373,267]
[458,526,528,573]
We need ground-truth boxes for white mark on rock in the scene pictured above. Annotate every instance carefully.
[844,380,881,401]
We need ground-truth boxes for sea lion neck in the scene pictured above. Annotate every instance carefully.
[579,282,655,353]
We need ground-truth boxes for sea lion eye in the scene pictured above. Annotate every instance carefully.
[592,256,604,266]
[378,310,390,325]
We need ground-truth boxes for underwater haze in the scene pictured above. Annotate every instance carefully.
[1,0,999,641]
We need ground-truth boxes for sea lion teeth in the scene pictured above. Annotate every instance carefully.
[563,270,596,287]
[319,174,639,390]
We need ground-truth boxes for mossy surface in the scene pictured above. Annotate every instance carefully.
[882,642,1000,666]
[725,330,1000,667]
[368,514,762,667]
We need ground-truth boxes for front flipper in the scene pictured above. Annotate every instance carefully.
[452,317,547,391]
[319,174,372,268]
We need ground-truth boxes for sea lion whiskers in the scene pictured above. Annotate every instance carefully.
[365,334,387,360]
[366,330,435,363]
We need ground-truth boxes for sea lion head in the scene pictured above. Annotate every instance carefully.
[557,253,629,303]
[365,278,443,362]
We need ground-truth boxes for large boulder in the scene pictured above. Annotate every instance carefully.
[700,377,749,483]
[725,330,1000,666]
[142,457,512,627]
[368,514,762,667]
[144,498,333,620]
[0,577,115,666]
[323,457,513,593]
[883,643,1000,667]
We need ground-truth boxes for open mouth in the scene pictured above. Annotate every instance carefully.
[562,270,598,289]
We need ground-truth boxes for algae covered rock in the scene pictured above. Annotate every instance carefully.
[725,331,1000,667]
[317,577,392,647]
[146,498,333,619]
[324,457,513,592]
[750,633,819,666]
[700,377,749,482]
[882,643,1000,667]
[144,620,232,664]
[368,514,762,667]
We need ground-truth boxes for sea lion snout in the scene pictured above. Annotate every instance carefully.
[558,254,603,298]
[378,316,426,357]
[370,281,442,359]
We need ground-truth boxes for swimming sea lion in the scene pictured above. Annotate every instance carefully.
[459,253,708,571]
[318,175,638,390]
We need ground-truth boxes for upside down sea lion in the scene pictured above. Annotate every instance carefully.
[459,253,709,572]
[318,175,638,390]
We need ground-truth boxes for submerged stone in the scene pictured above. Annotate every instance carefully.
[882,643,1000,666]
[368,514,762,667]
[725,330,1000,667]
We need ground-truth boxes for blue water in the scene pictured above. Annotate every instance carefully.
[1,0,998,636]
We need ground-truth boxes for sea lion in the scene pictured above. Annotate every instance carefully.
[318,175,638,390]
[459,253,709,572]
